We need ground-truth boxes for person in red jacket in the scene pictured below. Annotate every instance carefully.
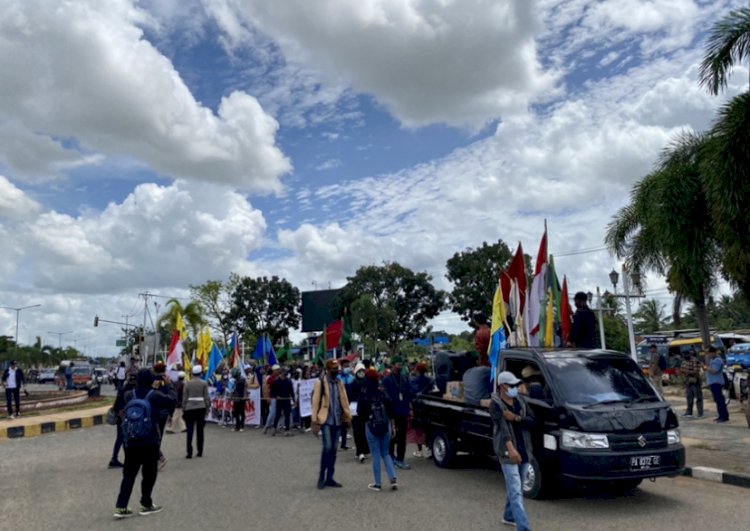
[473,313,491,367]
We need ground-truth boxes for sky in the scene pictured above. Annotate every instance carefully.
[0,0,747,359]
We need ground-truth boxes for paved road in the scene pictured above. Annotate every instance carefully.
[0,423,746,531]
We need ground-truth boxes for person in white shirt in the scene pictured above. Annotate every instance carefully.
[2,360,25,418]
[115,361,127,390]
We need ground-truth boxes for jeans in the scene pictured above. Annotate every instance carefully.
[233,400,246,430]
[116,445,160,508]
[353,415,370,455]
[319,424,341,482]
[340,424,349,448]
[184,408,206,457]
[501,462,532,531]
[389,415,408,461]
[112,422,124,461]
[710,383,730,421]
[686,382,703,416]
[265,399,277,428]
[274,400,292,431]
[5,387,20,416]
[366,425,397,486]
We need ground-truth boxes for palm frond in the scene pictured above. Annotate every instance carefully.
[699,7,750,95]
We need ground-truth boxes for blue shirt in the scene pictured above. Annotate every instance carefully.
[706,357,724,386]
[325,376,342,426]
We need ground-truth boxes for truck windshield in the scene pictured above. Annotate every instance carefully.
[545,357,658,406]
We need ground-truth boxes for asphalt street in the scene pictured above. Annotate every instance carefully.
[0,421,746,531]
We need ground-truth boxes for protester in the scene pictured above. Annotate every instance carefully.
[706,347,729,423]
[65,361,74,390]
[166,372,186,434]
[682,350,704,418]
[520,365,547,401]
[231,368,248,432]
[473,313,491,367]
[125,357,139,381]
[338,359,355,449]
[183,365,210,458]
[272,368,295,436]
[568,292,596,348]
[151,361,176,470]
[350,363,370,462]
[410,363,434,458]
[263,364,281,434]
[463,362,491,406]
[2,360,25,419]
[311,360,352,489]
[648,344,664,394]
[113,368,175,519]
[115,361,126,390]
[110,371,138,468]
[359,368,398,492]
[383,355,413,470]
[490,371,534,531]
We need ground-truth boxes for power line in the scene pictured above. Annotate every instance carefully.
[553,246,608,257]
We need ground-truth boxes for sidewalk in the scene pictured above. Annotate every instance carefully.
[0,405,110,440]
[663,385,750,488]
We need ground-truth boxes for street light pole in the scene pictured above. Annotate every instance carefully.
[48,330,73,349]
[595,287,607,350]
[2,304,42,354]
[622,266,638,363]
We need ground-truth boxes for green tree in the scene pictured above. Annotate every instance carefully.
[190,279,234,347]
[338,262,445,354]
[633,299,668,333]
[605,132,719,349]
[445,239,521,321]
[699,7,750,95]
[602,314,630,353]
[226,275,300,342]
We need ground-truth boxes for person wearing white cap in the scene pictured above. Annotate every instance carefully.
[489,371,535,530]
[182,365,210,459]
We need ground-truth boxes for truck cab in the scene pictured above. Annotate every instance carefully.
[413,348,685,498]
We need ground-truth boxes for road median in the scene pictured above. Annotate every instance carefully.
[0,405,110,440]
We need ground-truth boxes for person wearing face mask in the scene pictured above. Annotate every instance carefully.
[350,363,370,462]
[338,360,355,450]
[490,371,535,531]
[382,355,413,470]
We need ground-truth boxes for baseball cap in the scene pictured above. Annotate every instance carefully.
[496,371,521,386]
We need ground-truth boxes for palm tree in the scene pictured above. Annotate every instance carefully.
[699,7,750,95]
[158,299,205,341]
[634,299,668,333]
[606,132,719,349]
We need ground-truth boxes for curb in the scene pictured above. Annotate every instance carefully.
[683,466,750,490]
[0,410,107,440]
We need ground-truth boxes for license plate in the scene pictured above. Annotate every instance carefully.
[630,455,660,470]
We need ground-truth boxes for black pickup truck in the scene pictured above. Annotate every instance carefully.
[412,348,685,498]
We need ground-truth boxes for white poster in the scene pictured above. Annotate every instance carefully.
[298,379,316,418]
[207,386,262,426]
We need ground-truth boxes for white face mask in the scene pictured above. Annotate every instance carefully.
[507,387,519,398]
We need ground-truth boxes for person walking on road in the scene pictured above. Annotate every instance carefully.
[263,364,281,433]
[113,369,176,519]
[65,362,74,390]
[360,368,398,492]
[383,355,412,470]
[272,368,295,436]
[350,363,370,463]
[231,367,248,432]
[706,347,729,423]
[2,360,25,419]
[682,350,704,419]
[166,372,186,433]
[311,360,352,489]
[110,371,137,468]
[490,371,535,531]
[648,345,664,395]
[183,365,210,458]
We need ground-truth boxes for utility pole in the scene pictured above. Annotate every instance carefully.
[2,304,42,354]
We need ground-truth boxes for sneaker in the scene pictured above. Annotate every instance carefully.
[358,454,366,463]
[239,428,244,433]
[694,414,704,419]
[8,414,14,419]
[681,413,693,418]
[390,479,398,491]
[424,448,432,459]
[284,431,294,437]
[263,427,270,434]
[325,479,343,488]
[341,446,350,450]
[412,451,423,458]
[108,459,124,468]
[113,507,133,519]
[368,484,382,492]
[715,418,729,423]
[502,517,515,526]
[139,504,163,516]
[394,460,411,470]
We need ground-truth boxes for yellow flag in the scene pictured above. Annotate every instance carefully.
[176,312,188,341]
[544,288,555,347]
[183,351,192,380]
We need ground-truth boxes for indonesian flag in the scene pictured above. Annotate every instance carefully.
[166,330,184,370]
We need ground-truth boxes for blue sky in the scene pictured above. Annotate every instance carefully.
[0,0,746,356]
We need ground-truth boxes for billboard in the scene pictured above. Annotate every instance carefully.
[301,289,341,332]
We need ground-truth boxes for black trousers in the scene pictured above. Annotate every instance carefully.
[389,415,408,461]
[352,415,369,455]
[274,400,292,431]
[5,387,20,416]
[112,422,123,461]
[184,408,206,457]
[233,400,246,430]
[116,445,159,508]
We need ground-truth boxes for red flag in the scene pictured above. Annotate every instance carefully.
[166,330,183,370]
[535,223,547,275]
[561,276,573,345]
[501,242,527,313]
[325,319,344,350]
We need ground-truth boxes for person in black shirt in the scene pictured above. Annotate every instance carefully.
[271,368,295,436]
[568,291,596,348]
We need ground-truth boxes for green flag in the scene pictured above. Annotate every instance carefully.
[341,308,352,353]
[277,341,291,363]
[314,324,327,366]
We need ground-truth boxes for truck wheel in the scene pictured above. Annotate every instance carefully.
[431,431,456,468]
[522,455,545,499]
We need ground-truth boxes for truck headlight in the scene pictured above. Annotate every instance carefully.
[561,429,609,449]
[667,429,681,445]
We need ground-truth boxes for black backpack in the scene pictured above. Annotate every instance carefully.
[368,399,390,436]
[658,354,667,372]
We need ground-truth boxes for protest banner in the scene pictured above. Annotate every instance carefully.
[298,378,315,418]
[207,386,261,426]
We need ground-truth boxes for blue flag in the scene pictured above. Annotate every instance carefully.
[206,343,223,383]
[253,335,277,364]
